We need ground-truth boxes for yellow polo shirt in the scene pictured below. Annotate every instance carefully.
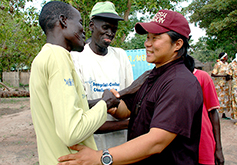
[30,43,107,164]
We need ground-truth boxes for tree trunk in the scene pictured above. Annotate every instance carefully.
[121,0,132,42]
[0,82,29,98]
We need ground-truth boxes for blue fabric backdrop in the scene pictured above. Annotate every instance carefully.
[125,49,154,80]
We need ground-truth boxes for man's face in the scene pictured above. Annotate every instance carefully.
[64,7,85,52]
[90,18,118,48]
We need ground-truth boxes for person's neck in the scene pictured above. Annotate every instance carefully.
[46,31,70,51]
[89,42,108,56]
[221,59,226,63]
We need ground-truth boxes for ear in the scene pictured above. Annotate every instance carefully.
[174,38,184,52]
[59,14,67,28]
[89,20,94,32]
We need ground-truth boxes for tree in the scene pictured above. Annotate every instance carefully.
[0,0,45,73]
[0,0,185,75]
[183,0,237,59]
[121,33,146,50]
[62,0,183,47]
[189,37,223,62]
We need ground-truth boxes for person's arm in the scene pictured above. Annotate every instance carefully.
[119,69,151,98]
[208,109,225,165]
[89,70,150,133]
[211,73,228,78]
[95,120,129,134]
[57,127,177,165]
[211,73,231,81]
[89,69,150,117]
[50,70,119,147]
[88,99,101,109]
[95,100,130,134]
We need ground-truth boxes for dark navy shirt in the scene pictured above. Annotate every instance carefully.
[123,58,203,165]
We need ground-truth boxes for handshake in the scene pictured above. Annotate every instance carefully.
[101,89,120,110]
[99,69,151,111]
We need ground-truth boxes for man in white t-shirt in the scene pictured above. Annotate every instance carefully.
[71,1,133,150]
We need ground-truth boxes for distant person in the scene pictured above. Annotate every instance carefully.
[71,1,133,150]
[211,52,231,119]
[187,55,224,165]
[227,53,237,124]
[58,9,203,165]
[29,1,119,164]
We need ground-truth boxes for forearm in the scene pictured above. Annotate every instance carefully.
[211,73,227,78]
[57,128,177,165]
[56,100,107,146]
[208,109,222,150]
[95,120,129,134]
[119,69,151,98]
[88,99,101,109]
[109,128,176,164]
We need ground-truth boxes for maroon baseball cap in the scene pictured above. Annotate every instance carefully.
[135,10,190,39]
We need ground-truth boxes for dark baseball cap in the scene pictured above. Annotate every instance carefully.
[135,10,190,39]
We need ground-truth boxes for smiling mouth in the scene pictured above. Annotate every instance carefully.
[147,50,153,54]
[104,38,112,43]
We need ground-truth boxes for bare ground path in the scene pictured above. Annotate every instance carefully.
[0,98,237,165]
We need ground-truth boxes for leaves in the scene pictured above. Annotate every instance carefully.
[0,0,184,74]
[63,0,183,47]
[0,0,45,72]
[184,0,237,60]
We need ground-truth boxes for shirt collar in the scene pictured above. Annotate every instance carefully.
[148,58,184,84]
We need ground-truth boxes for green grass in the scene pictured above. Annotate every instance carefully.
[0,98,29,104]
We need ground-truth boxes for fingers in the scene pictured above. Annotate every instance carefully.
[58,153,77,163]
[108,107,117,115]
[69,144,83,151]
[110,88,120,98]
[58,145,84,163]
[102,89,120,109]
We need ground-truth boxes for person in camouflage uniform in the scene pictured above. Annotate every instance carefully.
[211,52,231,119]
[227,53,237,122]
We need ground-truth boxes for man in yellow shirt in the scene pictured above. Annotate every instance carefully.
[29,1,119,164]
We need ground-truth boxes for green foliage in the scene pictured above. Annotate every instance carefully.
[121,33,146,50]
[0,0,45,72]
[189,37,221,62]
[62,0,183,47]
[183,0,237,60]
[0,0,184,73]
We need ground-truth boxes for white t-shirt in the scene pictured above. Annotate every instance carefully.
[71,44,133,149]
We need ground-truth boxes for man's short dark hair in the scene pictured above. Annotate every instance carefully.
[39,1,74,34]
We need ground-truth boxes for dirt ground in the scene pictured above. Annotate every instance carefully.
[0,98,237,165]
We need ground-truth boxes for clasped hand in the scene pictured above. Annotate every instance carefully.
[102,89,120,110]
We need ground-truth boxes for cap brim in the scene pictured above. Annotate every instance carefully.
[135,22,170,35]
[92,13,124,21]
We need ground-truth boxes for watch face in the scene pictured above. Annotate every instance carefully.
[102,155,111,164]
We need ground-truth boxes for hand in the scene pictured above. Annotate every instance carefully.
[225,74,232,81]
[119,69,151,97]
[107,89,119,115]
[215,148,224,165]
[102,89,120,109]
[107,107,117,116]
[57,145,102,165]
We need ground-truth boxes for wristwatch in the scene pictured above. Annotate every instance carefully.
[101,149,113,165]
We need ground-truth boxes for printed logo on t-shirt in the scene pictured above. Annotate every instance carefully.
[82,94,86,99]
[85,78,120,93]
[64,78,74,86]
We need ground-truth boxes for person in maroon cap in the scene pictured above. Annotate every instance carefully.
[58,9,203,165]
